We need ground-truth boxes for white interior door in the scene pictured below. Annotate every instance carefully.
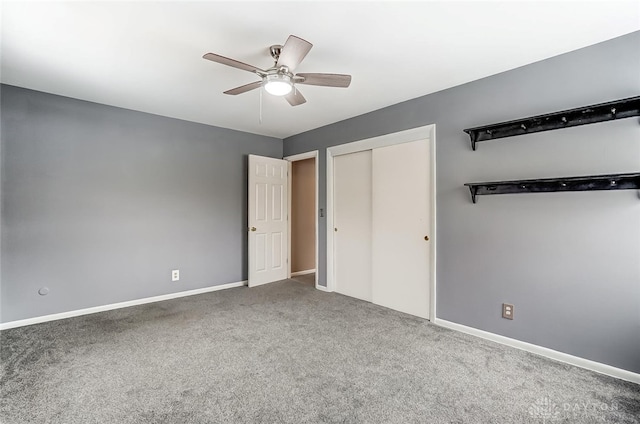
[372,139,430,318]
[248,154,288,287]
[333,150,372,301]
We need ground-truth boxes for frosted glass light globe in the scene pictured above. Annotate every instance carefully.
[264,74,293,96]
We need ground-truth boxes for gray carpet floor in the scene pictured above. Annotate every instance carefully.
[1,279,638,423]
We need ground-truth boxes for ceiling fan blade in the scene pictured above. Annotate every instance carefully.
[295,73,352,88]
[224,81,263,95]
[276,35,312,71]
[285,88,306,106]
[203,53,265,74]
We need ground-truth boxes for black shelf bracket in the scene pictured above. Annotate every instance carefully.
[463,96,640,150]
[464,173,640,203]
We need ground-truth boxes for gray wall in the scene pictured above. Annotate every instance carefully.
[284,32,640,373]
[1,85,282,322]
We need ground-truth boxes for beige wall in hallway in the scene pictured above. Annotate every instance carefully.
[291,158,316,273]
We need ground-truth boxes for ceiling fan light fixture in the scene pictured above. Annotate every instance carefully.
[264,74,292,96]
[204,35,351,106]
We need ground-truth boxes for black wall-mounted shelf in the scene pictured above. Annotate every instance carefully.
[463,96,640,150]
[464,173,640,203]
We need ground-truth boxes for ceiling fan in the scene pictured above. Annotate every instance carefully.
[203,35,351,106]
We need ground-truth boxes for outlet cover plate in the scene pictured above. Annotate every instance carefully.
[502,303,514,320]
[171,270,180,282]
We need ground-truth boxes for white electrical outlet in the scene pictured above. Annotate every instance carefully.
[171,269,180,282]
[502,303,514,320]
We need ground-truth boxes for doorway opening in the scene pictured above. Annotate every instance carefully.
[285,151,319,288]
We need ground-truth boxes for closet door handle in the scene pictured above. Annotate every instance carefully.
[424,235,429,241]
[250,227,257,232]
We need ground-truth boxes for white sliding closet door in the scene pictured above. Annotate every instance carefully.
[372,139,430,318]
[333,150,372,301]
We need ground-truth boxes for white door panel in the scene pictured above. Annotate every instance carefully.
[249,155,288,287]
[372,139,430,318]
[333,150,372,301]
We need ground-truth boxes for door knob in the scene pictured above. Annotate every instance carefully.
[424,235,429,241]
[334,228,338,232]
[250,227,256,232]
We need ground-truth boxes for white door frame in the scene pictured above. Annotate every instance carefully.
[284,150,320,289]
[326,124,437,321]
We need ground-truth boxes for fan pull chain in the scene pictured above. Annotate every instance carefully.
[259,88,263,124]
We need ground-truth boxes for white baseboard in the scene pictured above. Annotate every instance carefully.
[315,284,331,292]
[291,269,316,277]
[0,280,248,330]
[434,318,640,385]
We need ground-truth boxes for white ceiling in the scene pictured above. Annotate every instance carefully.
[2,1,639,139]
